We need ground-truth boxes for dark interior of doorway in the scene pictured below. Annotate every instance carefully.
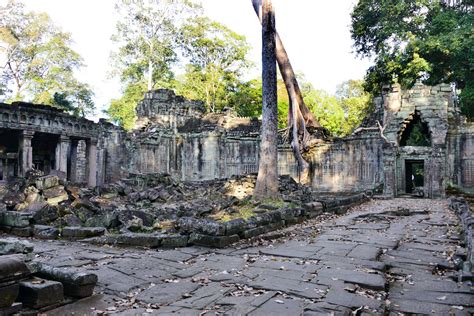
[405,160,424,196]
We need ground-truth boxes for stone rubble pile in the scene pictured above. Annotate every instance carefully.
[449,196,474,282]
[0,172,368,248]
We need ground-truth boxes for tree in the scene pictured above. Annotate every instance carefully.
[253,0,280,199]
[228,78,262,118]
[176,17,252,113]
[336,79,372,135]
[108,82,145,130]
[304,89,346,137]
[351,0,473,118]
[0,0,94,116]
[251,0,322,183]
[108,0,200,128]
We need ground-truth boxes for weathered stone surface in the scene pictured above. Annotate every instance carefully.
[0,283,19,308]
[0,302,22,315]
[62,226,105,238]
[115,233,162,248]
[31,204,59,225]
[10,226,33,237]
[189,233,239,248]
[0,238,33,255]
[161,234,189,248]
[18,278,64,309]
[35,175,60,191]
[225,218,247,236]
[32,262,97,298]
[0,256,31,283]
[1,212,32,228]
[137,281,200,305]
[33,225,60,239]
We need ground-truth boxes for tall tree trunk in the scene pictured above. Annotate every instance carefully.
[251,0,321,184]
[147,42,153,91]
[147,60,153,91]
[253,0,280,200]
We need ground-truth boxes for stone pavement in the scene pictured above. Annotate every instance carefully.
[27,198,474,315]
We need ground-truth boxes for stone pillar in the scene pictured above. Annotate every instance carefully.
[87,139,98,187]
[55,135,70,178]
[19,130,34,176]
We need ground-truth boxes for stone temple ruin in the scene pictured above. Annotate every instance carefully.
[0,83,473,314]
[1,82,471,197]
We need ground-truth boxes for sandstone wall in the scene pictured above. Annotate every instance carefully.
[307,133,384,193]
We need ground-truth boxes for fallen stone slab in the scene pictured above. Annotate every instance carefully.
[18,278,64,309]
[34,225,60,240]
[62,226,105,239]
[0,238,34,255]
[0,302,22,315]
[0,255,31,283]
[31,262,98,298]
[189,233,240,248]
[316,267,386,291]
[160,234,189,248]
[115,233,163,248]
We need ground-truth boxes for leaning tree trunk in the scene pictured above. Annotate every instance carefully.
[253,0,280,200]
[251,0,321,184]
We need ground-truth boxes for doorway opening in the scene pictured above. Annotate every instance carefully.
[32,133,59,175]
[405,160,424,196]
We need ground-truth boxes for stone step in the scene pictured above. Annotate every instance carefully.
[18,277,64,309]
[31,262,98,298]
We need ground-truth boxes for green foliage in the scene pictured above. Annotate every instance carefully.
[351,0,474,118]
[336,79,373,134]
[228,79,262,118]
[0,0,94,116]
[304,89,346,137]
[176,17,252,113]
[108,82,146,130]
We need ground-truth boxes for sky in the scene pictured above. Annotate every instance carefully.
[13,0,371,119]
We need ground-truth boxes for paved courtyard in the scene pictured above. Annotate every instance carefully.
[28,198,473,315]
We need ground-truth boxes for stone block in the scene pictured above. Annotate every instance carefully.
[35,175,59,191]
[1,212,32,228]
[189,233,240,248]
[62,226,105,239]
[115,233,162,248]
[18,278,64,309]
[10,226,33,237]
[0,238,33,256]
[44,186,68,206]
[32,262,97,298]
[225,218,246,236]
[0,302,22,315]
[34,225,59,240]
[0,282,19,308]
[160,234,188,248]
[31,204,58,225]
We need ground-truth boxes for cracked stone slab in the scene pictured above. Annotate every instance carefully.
[137,281,200,305]
[248,295,305,316]
[316,268,386,291]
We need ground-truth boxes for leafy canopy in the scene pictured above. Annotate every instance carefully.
[0,0,94,116]
[351,0,474,118]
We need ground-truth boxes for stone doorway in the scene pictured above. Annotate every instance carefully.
[32,133,59,175]
[405,159,424,196]
[0,129,20,180]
